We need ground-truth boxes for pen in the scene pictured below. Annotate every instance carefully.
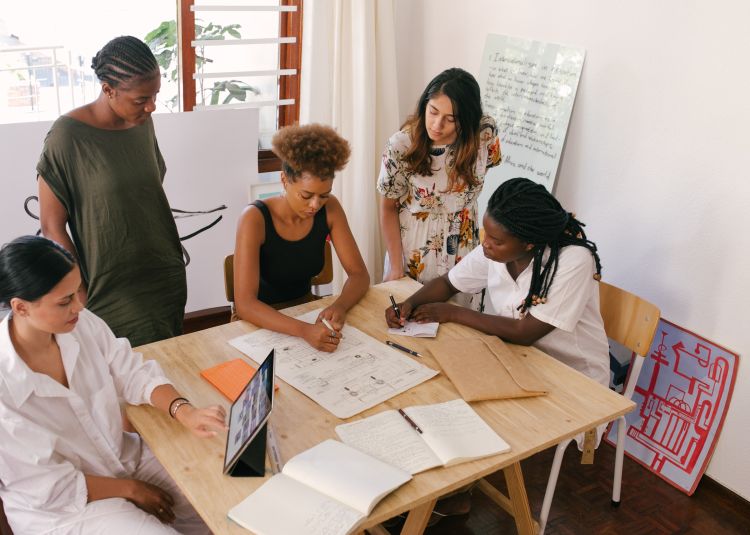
[321,318,338,338]
[389,294,402,321]
[398,408,423,434]
[386,340,423,358]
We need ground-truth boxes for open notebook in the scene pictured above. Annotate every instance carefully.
[227,439,411,535]
[335,399,510,475]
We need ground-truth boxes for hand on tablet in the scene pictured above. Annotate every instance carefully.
[175,404,228,438]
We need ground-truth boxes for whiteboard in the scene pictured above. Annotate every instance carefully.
[477,34,585,217]
[0,108,258,313]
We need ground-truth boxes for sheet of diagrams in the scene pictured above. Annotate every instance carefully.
[228,309,439,418]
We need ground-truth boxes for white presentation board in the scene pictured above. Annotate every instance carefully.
[477,34,585,217]
[0,107,258,313]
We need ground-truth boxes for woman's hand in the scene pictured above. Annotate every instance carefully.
[174,404,228,438]
[302,321,341,352]
[384,300,413,328]
[126,479,176,524]
[410,303,457,324]
[383,267,405,282]
[316,304,347,331]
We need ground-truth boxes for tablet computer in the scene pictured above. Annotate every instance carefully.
[223,349,275,475]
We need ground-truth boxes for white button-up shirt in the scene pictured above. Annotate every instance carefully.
[449,245,610,387]
[0,309,170,534]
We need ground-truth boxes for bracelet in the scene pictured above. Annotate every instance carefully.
[168,397,189,419]
[172,399,192,419]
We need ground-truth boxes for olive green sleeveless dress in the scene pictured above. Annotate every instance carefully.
[37,116,186,346]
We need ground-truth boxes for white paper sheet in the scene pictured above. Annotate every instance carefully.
[228,310,438,418]
[387,321,439,338]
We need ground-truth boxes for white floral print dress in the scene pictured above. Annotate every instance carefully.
[377,115,502,285]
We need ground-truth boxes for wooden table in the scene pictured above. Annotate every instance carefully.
[127,279,634,535]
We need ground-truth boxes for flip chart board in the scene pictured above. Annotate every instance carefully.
[477,34,585,217]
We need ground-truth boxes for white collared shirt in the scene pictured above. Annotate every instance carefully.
[0,309,170,534]
[448,245,610,387]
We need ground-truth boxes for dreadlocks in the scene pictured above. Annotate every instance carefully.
[487,177,602,315]
[91,36,159,88]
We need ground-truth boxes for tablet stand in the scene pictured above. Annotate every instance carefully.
[227,423,268,477]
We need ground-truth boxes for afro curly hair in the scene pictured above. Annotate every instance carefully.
[271,123,351,181]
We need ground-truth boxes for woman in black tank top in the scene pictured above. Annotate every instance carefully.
[233,124,370,352]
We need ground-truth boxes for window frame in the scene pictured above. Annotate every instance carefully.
[178,0,303,172]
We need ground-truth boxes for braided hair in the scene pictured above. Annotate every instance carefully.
[91,36,159,88]
[486,177,602,315]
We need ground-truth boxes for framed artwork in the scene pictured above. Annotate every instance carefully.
[605,318,739,495]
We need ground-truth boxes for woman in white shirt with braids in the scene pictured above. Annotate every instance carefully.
[0,235,227,534]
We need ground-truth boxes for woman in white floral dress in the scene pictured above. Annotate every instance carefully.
[378,68,501,293]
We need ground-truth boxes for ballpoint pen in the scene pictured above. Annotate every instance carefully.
[386,340,423,358]
[398,408,423,434]
[389,294,402,321]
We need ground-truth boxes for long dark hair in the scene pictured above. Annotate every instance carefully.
[487,178,602,315]
[401,68,483,190]
[91,35,159,88]
[0,236,76,307]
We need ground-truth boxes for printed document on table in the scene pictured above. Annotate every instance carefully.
[387,321,439,338]
[228,310,439,418]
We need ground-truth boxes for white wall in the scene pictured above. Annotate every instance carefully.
[393,0,750,499]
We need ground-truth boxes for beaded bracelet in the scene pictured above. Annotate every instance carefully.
[168,397,190,419]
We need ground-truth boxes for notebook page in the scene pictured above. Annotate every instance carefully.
[336,410,442,474]
[228,474,361,535]
[405,399,510,466]
[282,439,411,515]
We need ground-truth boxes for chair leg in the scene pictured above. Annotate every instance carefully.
[612,355,645,506]
[539,438,574,535]
[612,415,626,506]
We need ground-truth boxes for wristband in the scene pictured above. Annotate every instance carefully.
[168,397,189,419]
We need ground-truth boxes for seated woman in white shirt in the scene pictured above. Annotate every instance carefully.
[385,177,610,387]
[0,235,227,535]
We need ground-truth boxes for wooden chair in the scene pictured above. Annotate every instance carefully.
[224,241,334,317]
[536,281,660,534]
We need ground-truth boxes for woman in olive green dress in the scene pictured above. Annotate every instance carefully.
[37,36,186,347]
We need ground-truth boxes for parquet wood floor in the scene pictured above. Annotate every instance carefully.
[396,441,750,535]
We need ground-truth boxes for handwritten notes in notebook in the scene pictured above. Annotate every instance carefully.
[336,399,510,475]
[228,439,411,535]
[387,321,439,338]
[228,309,438,419]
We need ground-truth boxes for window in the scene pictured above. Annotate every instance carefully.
[178,0,302,171]
[0,0,303,169]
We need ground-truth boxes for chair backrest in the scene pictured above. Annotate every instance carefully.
[224,240,333,304]
[599,281,660,357]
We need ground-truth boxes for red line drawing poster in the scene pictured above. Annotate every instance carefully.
[605,318,739,495]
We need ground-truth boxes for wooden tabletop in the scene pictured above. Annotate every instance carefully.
[127,279,635,534]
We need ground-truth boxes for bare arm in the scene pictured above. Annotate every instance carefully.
[38,175,76,255]
[318,196,370,327]
[379,196,405,281]
[233,206,340,352]
[386,274,556,345]
[39,175,87,304]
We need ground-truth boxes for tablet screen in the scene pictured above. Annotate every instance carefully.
[223,350,274,473]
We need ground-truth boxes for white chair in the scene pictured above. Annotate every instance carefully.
[537,281,660,534]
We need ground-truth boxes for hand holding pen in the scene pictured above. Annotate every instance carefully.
[385,294,413,328]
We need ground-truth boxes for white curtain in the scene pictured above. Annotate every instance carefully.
[300,0,400,289]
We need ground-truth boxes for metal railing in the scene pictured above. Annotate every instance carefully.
[0,44,99,123]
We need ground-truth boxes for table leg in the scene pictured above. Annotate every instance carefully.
[503,462,536,535]
[400,498,437,535]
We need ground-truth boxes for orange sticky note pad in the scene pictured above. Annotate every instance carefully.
[200,358,277,402]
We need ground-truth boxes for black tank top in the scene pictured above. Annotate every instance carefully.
[253,200,329,305]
